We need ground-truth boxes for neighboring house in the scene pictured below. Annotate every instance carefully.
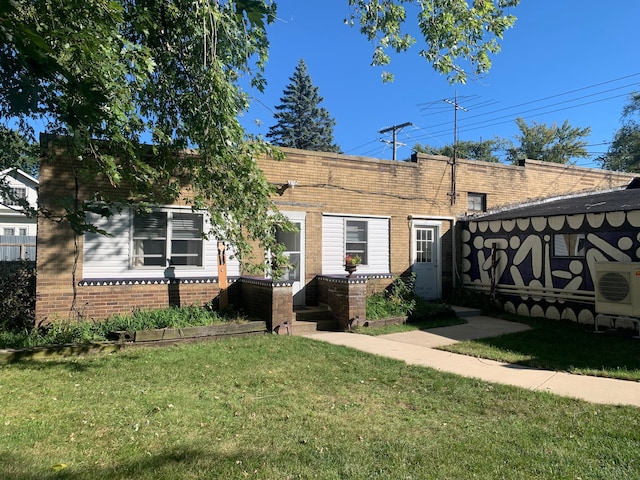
[35,139,636,326]
[459,179,640,329]
[0,168,38,261]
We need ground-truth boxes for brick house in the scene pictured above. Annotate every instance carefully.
[35,139,636,330]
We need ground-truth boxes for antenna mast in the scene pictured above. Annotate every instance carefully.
[443,93,467,205]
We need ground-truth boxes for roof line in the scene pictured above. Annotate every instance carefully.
[464,184,630,221]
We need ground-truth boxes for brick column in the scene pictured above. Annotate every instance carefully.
[239,277,293,332]
[318,275,367,330]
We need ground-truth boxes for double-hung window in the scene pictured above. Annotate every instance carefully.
[3,187,26,206]
[132,210,203,267]
[345,220,368,265]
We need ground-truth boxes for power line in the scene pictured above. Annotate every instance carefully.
[378,122,412,161]
[349,72,640,159]
[410,90,634,145]
[417,81,639,138]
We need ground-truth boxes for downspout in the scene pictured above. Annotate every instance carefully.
[451,216,457,290]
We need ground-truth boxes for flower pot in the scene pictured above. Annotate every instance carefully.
[345,264,357,277]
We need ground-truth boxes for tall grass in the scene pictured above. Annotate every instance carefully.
[0,305,246,349]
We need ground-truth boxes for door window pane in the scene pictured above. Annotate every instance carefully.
[277,229,300,251]
[276,223,301,281]
[416,228,434,263]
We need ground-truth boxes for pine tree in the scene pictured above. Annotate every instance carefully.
[267,59,341,153]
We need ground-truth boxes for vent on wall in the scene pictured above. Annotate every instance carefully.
[594,262,640,317]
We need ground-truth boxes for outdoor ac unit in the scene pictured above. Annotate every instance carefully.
[594,262,640,317]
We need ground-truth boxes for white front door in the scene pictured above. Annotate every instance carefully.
[277,212,306,305]
[411,223,441,300]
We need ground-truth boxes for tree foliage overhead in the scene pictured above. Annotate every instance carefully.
[0,126,39,176]
[506,118,591,165]
[267,59,340,153]
[0,0,521,269]
[346,0,520,83]
[599,92,640,173]
[0,0,289,265]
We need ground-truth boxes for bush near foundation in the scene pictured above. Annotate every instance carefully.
[0,261,36,332]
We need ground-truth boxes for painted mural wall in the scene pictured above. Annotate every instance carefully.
[461,209,640,324]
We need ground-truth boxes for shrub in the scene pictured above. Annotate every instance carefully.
[0,261,36,332]
[366,275,417,320]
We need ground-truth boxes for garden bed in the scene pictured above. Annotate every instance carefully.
[0,321,267,363]
[109,320,267,342]
[353,315,408,329]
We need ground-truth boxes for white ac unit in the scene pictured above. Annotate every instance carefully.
[594,262,640,317]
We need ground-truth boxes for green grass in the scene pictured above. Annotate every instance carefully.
[1,335,639,479]
[440,314,640,381]
[354,314,466,336]
[0,306,247,349]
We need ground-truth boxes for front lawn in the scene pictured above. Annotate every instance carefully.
[1,335,639,479]
[440,314,640,381]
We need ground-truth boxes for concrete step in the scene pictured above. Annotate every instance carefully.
[451,305,483,318]
[289,305,338,335]
[290,319,339,336]
[294,304,332,322]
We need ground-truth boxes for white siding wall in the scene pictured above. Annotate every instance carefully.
[83,208,240,279]
[321,214,390,275]
[83,210,131,279]
[0,169,39,235]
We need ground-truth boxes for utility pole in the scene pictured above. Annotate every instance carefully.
[379,121,412,161]
[443,93,467,205]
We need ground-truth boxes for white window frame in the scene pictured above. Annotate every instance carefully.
[322,213,390,275]
[3,228,15,236]
[345,219,368,265]
[131,209,204,268]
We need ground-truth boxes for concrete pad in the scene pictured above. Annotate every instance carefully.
[380,316,531,348]
[305,317,640,408]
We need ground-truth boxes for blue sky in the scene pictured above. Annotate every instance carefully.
[240,1,640,167]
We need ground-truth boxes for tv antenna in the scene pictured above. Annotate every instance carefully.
[443,93,467,205]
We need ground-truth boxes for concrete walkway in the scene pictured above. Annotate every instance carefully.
[305,315,640,408]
